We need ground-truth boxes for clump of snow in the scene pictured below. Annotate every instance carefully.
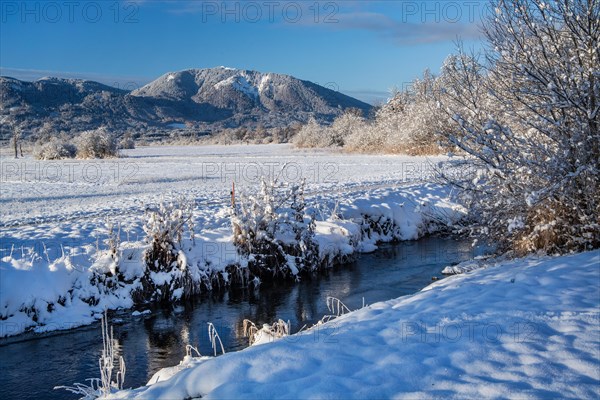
[214,74,259,98]
[146,355,212,386]
[243,319,291,346]
[131,310,151,317]
[442,255,495,275]
[258,74,272,94]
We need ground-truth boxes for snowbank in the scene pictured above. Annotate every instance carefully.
[110,250,600,399]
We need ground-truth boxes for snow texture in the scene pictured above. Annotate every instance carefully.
[109,250,600,399]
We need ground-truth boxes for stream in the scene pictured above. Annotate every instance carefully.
[0,236,484,400]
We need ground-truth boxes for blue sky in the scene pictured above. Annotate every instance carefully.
[0,1,488,103]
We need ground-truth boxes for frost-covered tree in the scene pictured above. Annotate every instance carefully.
[343,72,447,155]
[295,111,367,149]
[329,110,365,147]
[379,70,445,155]
[76,127,119,159]
[293,117,326,148]
[438,0,600,254]
[436,50,497,152]
[344,121,384,153]
[399,70,446,154]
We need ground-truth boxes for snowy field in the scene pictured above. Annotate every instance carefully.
[1,144,463,337]
[1,144,445,228]
[110,250,600,400]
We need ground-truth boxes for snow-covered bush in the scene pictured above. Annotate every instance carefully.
[328,110,365,147]
[231,178,319,280]
[343,122,384,153]
[294,111,366,149]
[135,199,198,303]
[118,133,135,150]
[33,137,77,160]
[293,117,329,148]
[376,72,447,155]
[85,222,126,303]
[76,127,119,159]
[437,0,600,254]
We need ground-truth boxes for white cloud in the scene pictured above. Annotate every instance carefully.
[325,10,482,45]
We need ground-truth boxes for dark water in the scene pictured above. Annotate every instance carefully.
[0,237,483,400]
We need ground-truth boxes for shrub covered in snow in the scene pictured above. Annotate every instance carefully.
[384,72,446,155]
[76,127,119,159]
[118,133,135,150]
[342,123,383,153]
[135,199,199,303]
[293,117,329,148]
[298,84,445,155]
[295,111,369,149]
[231,178,319,280]
[328,110,365,147]
[33,137,77,160]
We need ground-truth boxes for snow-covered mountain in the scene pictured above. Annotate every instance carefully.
[0,68,372,141]
[132,67,368,114]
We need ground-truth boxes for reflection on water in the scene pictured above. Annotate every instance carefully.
[0,236,482,400]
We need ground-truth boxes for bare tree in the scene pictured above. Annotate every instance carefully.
[12,126,20,159]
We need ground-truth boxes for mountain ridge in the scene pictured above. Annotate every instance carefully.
[0,67,372,141]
